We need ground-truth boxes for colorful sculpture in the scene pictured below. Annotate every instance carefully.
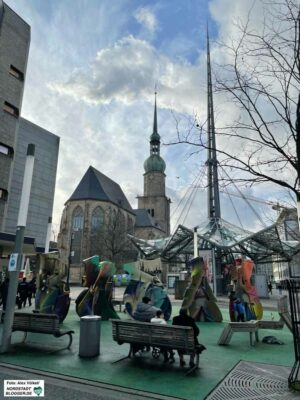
[181,256,223,322]
[75,256,119,320]
[35,252,70,323]
[123,261,172,321]
[229,258,263,321]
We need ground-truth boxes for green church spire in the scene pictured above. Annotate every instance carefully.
[144,91,166,173]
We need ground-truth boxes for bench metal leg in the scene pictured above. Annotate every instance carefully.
[185,353,199,376]
[67,333,73,349]
[22,332,28,343]
[112,344,133,364]
[250,332,255,346]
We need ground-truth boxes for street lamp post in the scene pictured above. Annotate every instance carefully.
[65,231,75,292]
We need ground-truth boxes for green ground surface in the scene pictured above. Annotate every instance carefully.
[0,305,294,400]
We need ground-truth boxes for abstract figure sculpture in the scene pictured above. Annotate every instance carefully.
[229,258,263,321]
[75,255,119,320]
[123,261,172,321]
[35,252,70,323]
[181,256,223,322]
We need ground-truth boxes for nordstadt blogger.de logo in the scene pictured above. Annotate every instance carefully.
[4,380,44,397]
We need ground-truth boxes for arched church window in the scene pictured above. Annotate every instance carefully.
[91,206,104,232]
[72,206,83,230]
[71,206,83,263]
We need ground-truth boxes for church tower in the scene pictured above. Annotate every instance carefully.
[137,93,171,236]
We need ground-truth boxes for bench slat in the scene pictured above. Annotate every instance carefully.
[111,319,195,352]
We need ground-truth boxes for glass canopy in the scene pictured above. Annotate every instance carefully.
[128,217,300,263]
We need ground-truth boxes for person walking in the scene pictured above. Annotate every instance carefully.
[0,277,9,311]
[268,281,272,295]
[18,277,28,308]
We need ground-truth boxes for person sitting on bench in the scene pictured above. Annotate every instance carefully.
[133,296,159,322]
[173,308,206,367]
[151,310,175,363]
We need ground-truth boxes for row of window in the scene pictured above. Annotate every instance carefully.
[0,66,25,203]
[72,206,134,231]
[2,65,24,119]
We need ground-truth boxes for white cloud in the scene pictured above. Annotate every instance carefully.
[134,7,157,32]
[6,0,296,240]
[48,35,204,116]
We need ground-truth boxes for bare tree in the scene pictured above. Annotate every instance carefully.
[90,208,136,268]
[168,1,300,210]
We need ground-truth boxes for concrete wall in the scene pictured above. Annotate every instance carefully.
[4,118,59,248]
[0,3,30,230]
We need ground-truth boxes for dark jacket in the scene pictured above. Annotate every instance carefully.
[133,302,159,322]
[172,313,200,344]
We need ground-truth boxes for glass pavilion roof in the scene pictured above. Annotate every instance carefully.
[128,218,300,263]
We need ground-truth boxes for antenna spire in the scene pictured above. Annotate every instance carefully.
[206,27,221,220]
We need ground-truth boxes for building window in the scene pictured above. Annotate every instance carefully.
[91,207,104,232]
[3,101,19,117]
[147,209,155,217]
[72,206,83,230]
[9,65,24,81]
[0,189,8,201]
[0,142,13,157]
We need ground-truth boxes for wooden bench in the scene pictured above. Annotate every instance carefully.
[12,312,74,350]
[111,319,200,375]
[218,320,259,346]
[218,318,285,346]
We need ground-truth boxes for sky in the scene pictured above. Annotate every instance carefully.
[5,0,296,239]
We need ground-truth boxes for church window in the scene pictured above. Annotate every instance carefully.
[147,209,155,217]
[72,206,83,230]
[91,207,104,232]
[71,206,83,263]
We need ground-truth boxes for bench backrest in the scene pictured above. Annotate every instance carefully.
[13,312,60,333]
[111,319,195,352]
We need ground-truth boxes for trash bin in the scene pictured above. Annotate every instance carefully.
[79,315,101,357]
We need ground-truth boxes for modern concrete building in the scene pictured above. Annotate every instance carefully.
[0,1,30,231]
[0,3,59,267]
[3,118,59,250]
[136,94,171,239]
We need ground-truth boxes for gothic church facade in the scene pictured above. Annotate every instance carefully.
[57,96,171,281]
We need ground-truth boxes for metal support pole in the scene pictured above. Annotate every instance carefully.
[193,227,198,258]
[44,216,52,253]
[1,144,35,353]
[65,231,75,292]
[212,248,217,297]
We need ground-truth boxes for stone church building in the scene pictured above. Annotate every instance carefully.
[58,96,171,282]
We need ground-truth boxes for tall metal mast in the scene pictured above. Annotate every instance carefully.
[206,29,222,295]
[206,29,221,220]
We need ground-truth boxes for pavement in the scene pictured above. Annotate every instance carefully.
[0,363,180,400]
[0,286,296,400]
